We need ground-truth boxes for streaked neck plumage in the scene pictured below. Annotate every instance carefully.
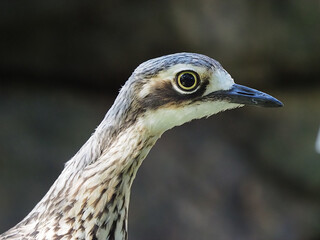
[1,83,159,240]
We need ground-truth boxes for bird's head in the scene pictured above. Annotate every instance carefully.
[112,53,283,135]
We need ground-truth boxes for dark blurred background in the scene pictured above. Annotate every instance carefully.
[0,0,320,239]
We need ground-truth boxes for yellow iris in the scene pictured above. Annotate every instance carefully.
[177,71,199,91]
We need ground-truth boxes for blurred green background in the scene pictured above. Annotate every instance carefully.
[0,0,320,239]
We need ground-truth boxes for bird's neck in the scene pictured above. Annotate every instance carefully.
[13,117,159,240]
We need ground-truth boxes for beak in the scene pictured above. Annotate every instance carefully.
[211,84,283,107]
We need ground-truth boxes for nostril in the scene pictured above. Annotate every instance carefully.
[236,91,255,96]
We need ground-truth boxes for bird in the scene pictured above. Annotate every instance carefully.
[0,52,283,240]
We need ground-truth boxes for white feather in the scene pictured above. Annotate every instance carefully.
[143,100,243,134]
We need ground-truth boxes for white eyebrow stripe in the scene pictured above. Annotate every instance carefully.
[138,64,211,98]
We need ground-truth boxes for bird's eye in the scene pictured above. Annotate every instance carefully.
[176,71,200,92]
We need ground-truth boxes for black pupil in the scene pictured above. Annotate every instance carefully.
[180,73,196,88]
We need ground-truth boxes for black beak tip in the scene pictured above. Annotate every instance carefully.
[273,99,284,107]
[263,97,284,108]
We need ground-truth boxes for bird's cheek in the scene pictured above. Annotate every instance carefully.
[204,71,235,96]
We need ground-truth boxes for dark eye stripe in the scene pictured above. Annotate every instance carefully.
[139,75,210,110]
